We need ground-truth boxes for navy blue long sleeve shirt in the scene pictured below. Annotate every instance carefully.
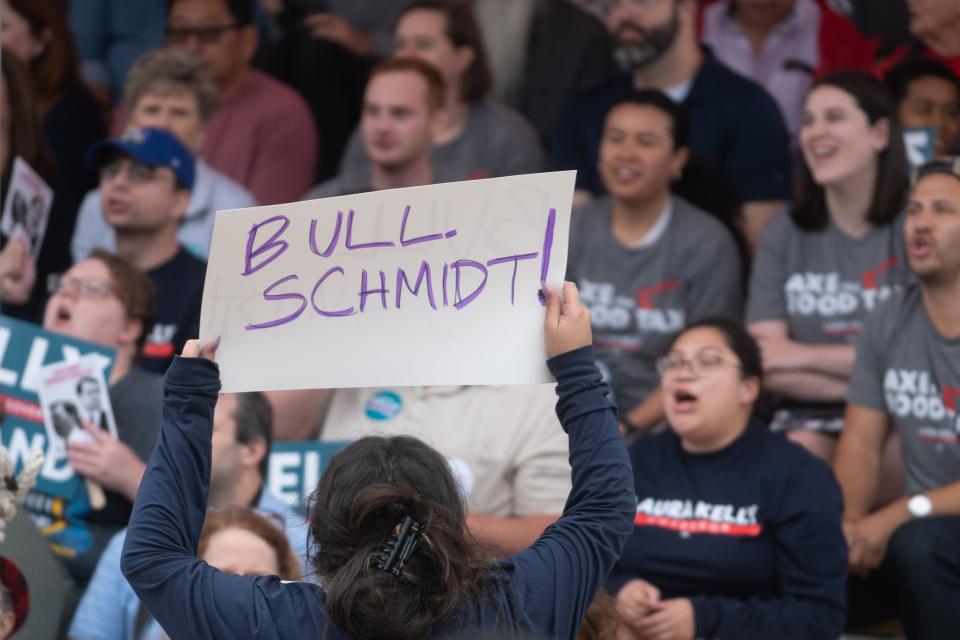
[608,420,847,639]
[121,347,635,639]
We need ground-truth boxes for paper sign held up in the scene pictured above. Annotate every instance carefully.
[200,172,574,392]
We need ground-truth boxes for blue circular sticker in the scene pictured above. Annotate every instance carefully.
[364,391,403,421]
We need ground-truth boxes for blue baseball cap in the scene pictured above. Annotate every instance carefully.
[85,127,195,190]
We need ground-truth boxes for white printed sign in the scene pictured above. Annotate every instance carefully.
[0,157,53,257]
[200,172,575,392]
[38,354,117,450]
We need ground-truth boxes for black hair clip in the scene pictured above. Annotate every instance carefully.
[373,515,422,577]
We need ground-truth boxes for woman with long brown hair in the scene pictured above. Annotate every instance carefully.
[748,71,911,483]
[121,283,635,639]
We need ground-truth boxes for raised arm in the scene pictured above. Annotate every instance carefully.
[121,341,324,639]
[513,283,636,639]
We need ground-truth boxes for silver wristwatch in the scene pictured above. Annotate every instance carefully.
[907,494,933,519]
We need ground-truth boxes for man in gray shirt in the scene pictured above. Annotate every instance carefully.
[836,158,960,638]
[567,194,742,421]
[304,57,461,200]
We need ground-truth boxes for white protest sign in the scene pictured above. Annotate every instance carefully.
[200,171,575,392]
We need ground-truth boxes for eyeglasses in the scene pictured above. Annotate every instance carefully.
[47,274,115,298]
[166,23,239,45]
[99,158,161,185]
[656,349,742,377]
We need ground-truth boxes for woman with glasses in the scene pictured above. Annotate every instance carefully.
[29,250,164,587]
[609,318,847,640]
[566,89,742,434]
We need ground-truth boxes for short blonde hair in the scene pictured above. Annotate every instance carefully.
[123,49,218,123]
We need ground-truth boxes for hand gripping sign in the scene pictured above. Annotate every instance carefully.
[200,172,575,392]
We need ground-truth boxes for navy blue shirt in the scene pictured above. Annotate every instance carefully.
[550,49,792,204]
[121,347,635,639]
[609,420,846,639]
[140,247,206,374]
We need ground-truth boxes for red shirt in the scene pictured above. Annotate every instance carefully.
[698,0,876,78]
[875,42,960,78]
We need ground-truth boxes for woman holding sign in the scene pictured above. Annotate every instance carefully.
[747,71,911,479]
[121,282,635,639]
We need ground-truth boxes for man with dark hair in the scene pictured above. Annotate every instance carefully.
[551,0,792,250]
[209,393,279,513]
[835,158,960,638]
[886,56,960,157]
[69,392,308,640]
[163,0,317,204]
[85,127,206,374]
[75,376,108,432]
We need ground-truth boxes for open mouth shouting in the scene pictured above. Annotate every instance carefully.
[671,387,698,413]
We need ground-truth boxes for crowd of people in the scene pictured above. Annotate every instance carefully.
[0,0,959,638]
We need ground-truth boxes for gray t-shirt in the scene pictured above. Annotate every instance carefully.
[112,366,164,461]
[340,96,544,180]
[747,211,910,430]
[566,196,742,414]
[848,285,960,494]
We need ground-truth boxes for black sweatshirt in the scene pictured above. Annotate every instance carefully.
[608,419,847,639]
[121,347,635,639]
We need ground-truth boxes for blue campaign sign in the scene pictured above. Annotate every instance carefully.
[266,440,352,515]
[0,315,115,499]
